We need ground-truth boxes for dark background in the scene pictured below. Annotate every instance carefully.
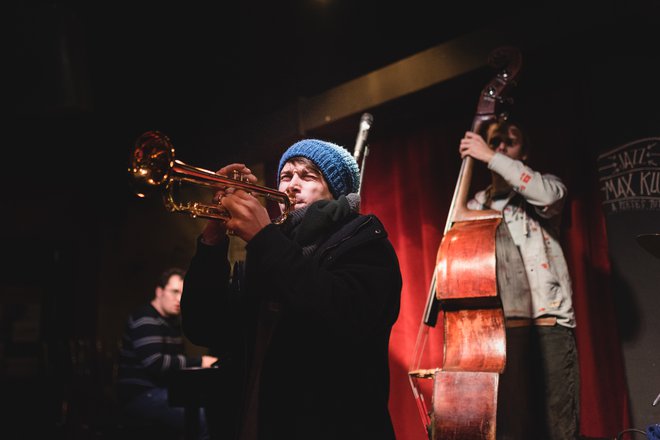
[4,0,660,438]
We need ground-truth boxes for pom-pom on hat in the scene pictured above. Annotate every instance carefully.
[277,139,360,199]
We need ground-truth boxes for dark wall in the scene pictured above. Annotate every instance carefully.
[587,53,660,428]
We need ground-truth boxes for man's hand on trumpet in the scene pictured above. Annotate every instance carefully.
[222,188,272,242]
[201,163,270,244]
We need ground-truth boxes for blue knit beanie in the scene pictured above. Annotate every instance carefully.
[277,139,360,199]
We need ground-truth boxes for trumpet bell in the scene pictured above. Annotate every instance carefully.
[129,131,176,198]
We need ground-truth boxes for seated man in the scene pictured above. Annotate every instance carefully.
[117,267,218,439]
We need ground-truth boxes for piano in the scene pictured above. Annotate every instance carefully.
[168,365,239,440]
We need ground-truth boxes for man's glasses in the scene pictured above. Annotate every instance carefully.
[164,288,182,296]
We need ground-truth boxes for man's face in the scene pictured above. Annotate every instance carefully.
[488,126,527,161]
[278,159,333,210]
[154,275,183,317]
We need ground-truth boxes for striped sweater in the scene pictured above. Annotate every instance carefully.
[117,303,202,403]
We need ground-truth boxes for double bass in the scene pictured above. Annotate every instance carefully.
[408,46,522,439]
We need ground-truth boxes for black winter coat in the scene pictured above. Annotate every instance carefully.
[181,212,402,440]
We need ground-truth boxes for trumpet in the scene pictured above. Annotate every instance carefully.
[128,130,294,224]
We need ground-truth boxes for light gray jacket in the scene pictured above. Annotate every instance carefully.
[468,152,576,328]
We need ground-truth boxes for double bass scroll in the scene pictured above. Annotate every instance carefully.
[408,46,523,440]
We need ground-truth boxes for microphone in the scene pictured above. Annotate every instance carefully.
[353,112,373,163]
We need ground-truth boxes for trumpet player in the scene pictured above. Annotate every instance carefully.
[180,139,402,440]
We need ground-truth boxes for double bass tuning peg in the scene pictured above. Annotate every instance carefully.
[484,87,514,105]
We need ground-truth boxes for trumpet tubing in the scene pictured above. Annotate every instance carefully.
[128,130,293,224]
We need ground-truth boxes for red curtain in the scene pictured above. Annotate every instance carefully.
[361,124,631,439]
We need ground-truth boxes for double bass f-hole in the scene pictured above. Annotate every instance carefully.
[408,46,523,440]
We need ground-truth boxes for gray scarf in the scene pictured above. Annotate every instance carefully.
[281,193,360,257]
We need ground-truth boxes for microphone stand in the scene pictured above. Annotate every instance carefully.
[353,113,373,197]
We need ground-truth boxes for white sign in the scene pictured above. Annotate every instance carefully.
[598,137,660,213]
